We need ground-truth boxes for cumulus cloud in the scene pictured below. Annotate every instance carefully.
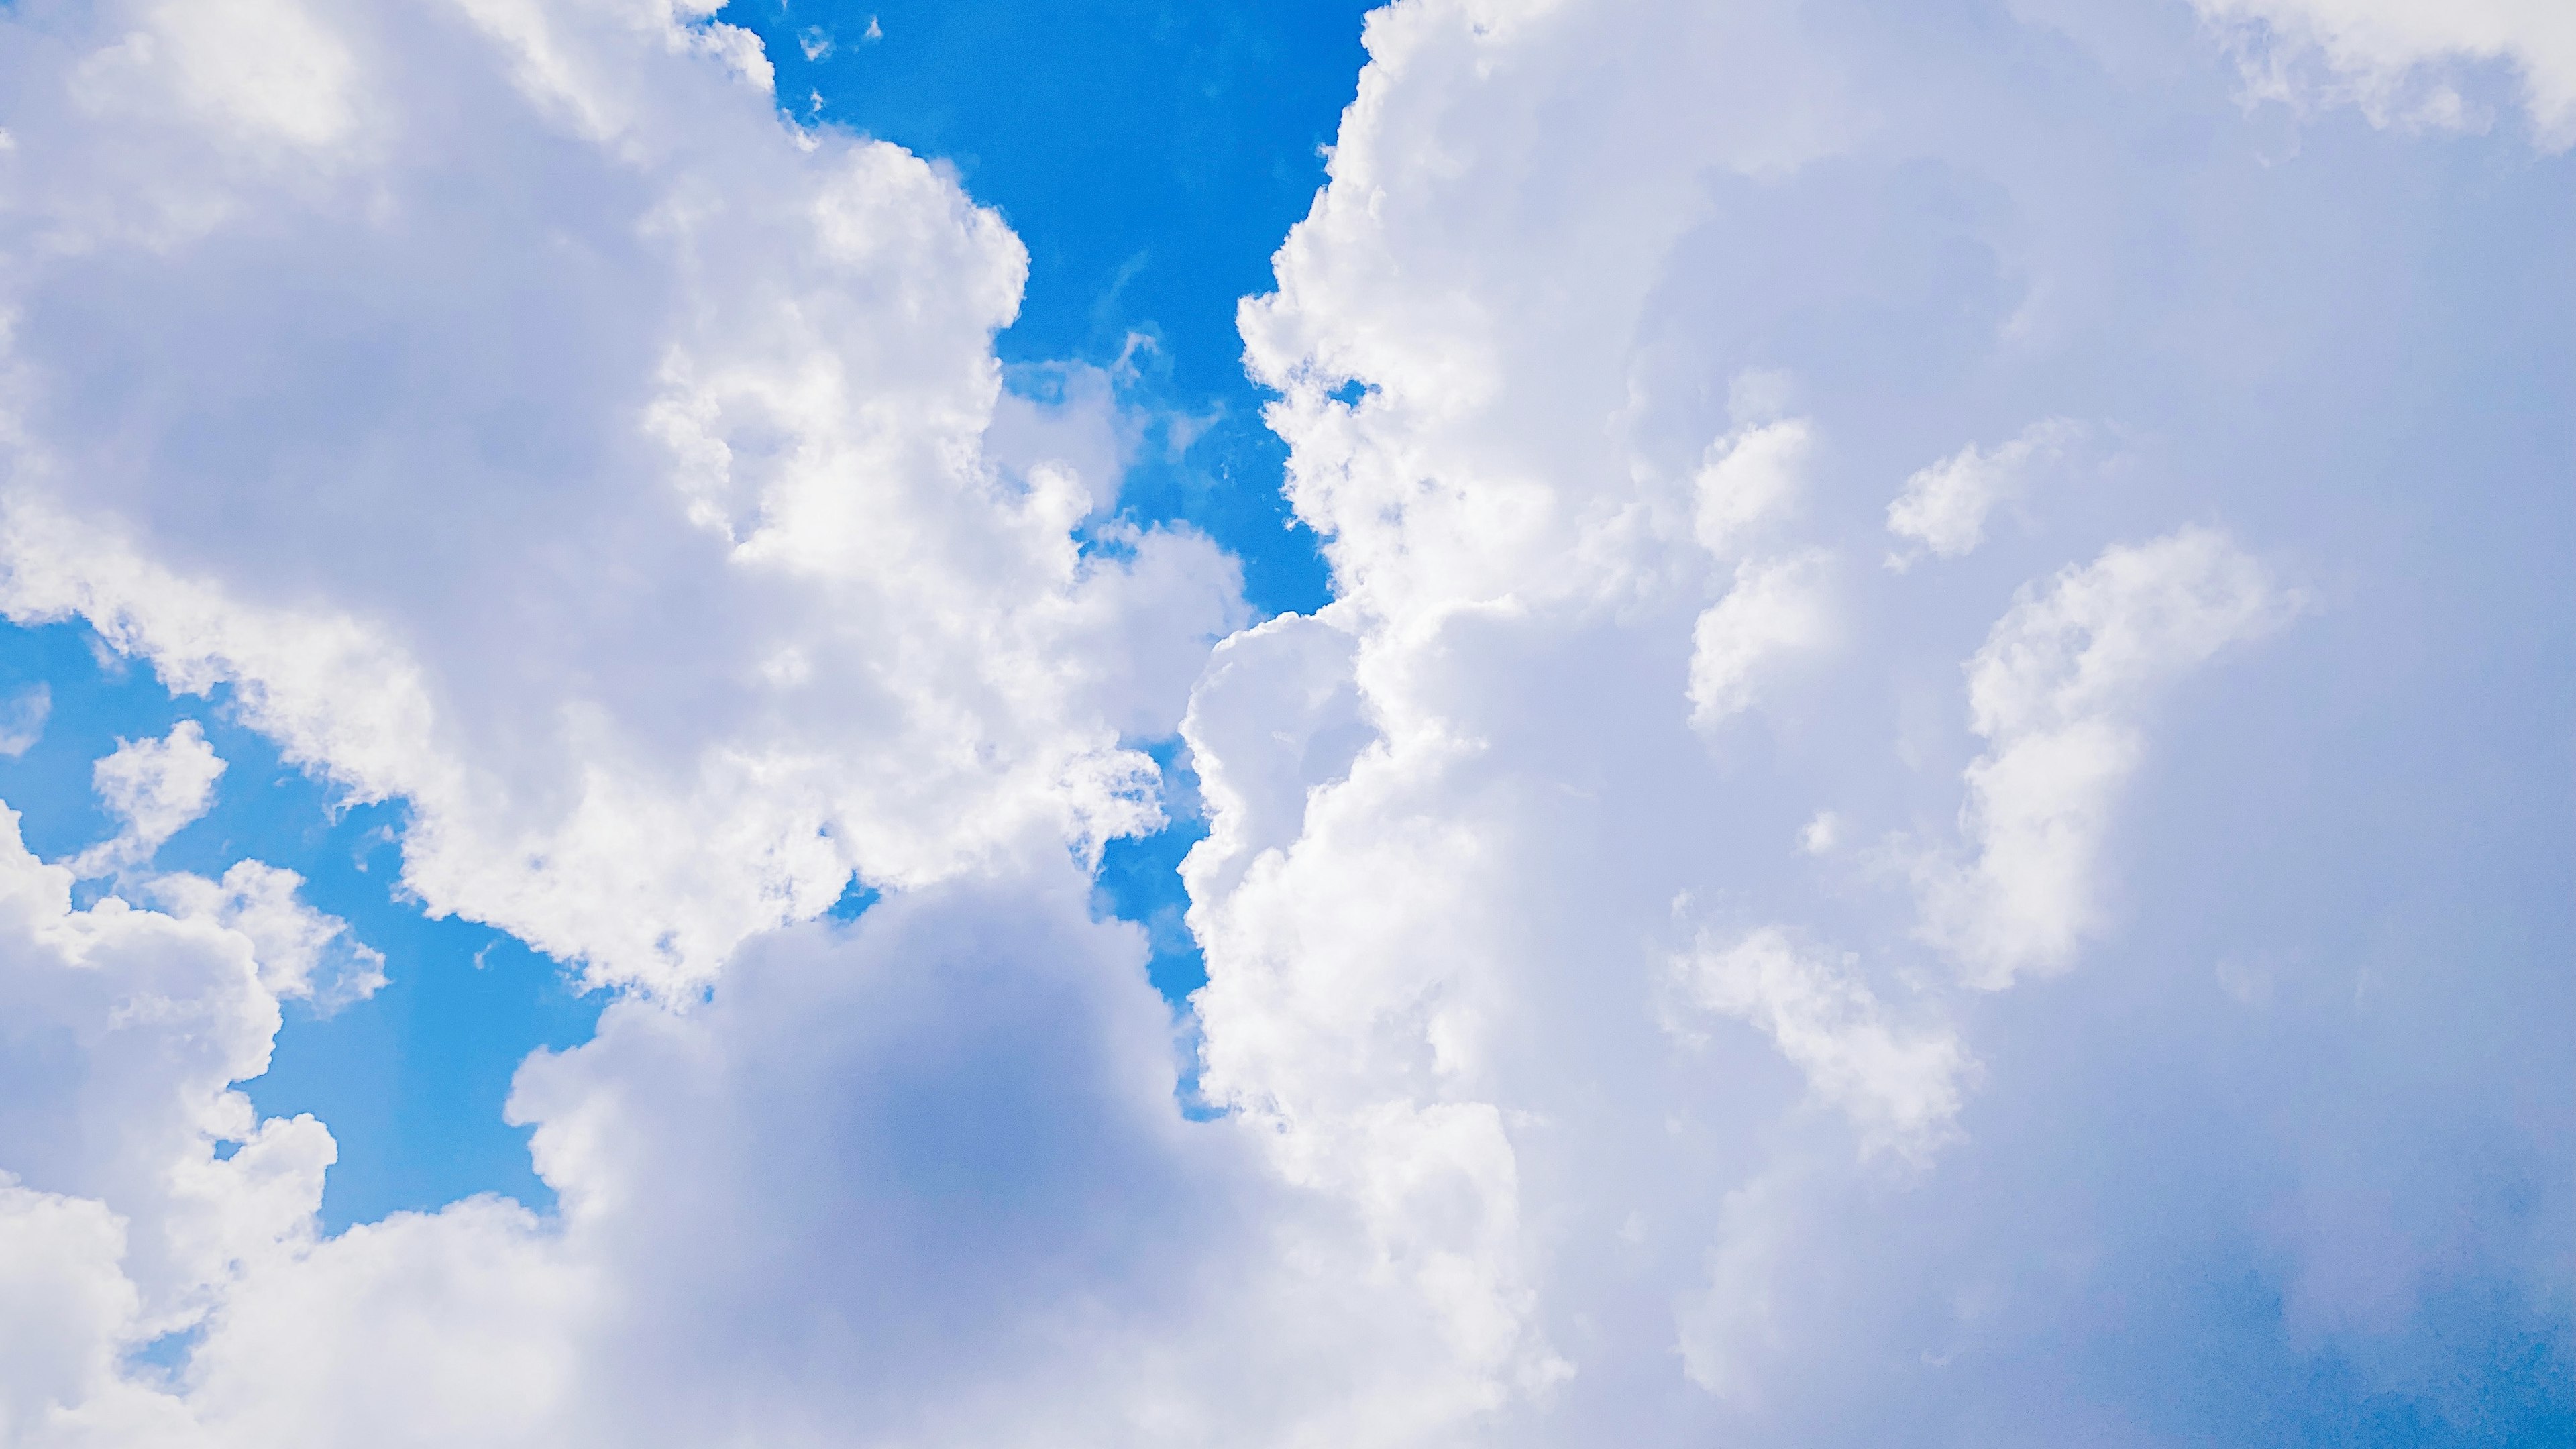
[0,0,1243,995]
[1884,417,2084,567]
[69,720,225,876]
[0,0,2568,1444]
[148,863,387,1014]
[1666,925,1973,1163]
[0,839,1461,1446]
[0,806,331,1409]
[1197,0,2569,1438]
[1684,416,1836,731]
[1692,415,1811,558]
[54,716,389,1012]
[1687,551,1835,730]
[1797,810,1841,855]
[1915,527,2300,987]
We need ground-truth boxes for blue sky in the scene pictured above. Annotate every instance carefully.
[0,0,2567,1444]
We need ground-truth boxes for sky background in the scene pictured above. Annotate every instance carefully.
[0,0,2567,1444]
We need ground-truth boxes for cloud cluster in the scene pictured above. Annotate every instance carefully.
[1190,0,2571,1435]
[0,0,2567,1444]
[0,775,1460,1445]
[0,0,1243,995]
[0,804,331,1445]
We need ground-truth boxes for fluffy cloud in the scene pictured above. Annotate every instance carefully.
[1195,0,2571,1437]
[0,843,1464,1447]
[0,0,1242,994]
[146,864,386,1014]
[1885,417,2084,567]
[0,804,331,1440]
[1914,526,2299,987]
[70,722,223,877]
[0,0,2568,1444]
[2194,0,2576,145]
[49,722,387,1012]
[1665,926,1974,1163]
[1687,551,1836,730]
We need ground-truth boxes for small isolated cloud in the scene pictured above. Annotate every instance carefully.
[798,26,833,62]
[70,720,225,876]
[0,682,47,757]
[1798,810,1841,855]
[1915,527,2300,987]
[1885,417,2082,568]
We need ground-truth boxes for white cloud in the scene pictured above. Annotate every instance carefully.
[1885,417,2082,567]
[148,862,386,1014]
[1666,926,1974,1163]
[1195,0,2563,1438]
[70,721,225,876]
[1687,551,1835,731]
[1201,0,1957,1421]
[1692,416,1811,559]
[0,0,2567,1442]
[72,0,360,154]
[2195,0,2576,147]
[0,0,1243,994]
[1915,527,2300,987]
[0,839,1472,1447]
[0,805,331,1407]
[1797,810,1841,855]
[1668,1161,1823,1405]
